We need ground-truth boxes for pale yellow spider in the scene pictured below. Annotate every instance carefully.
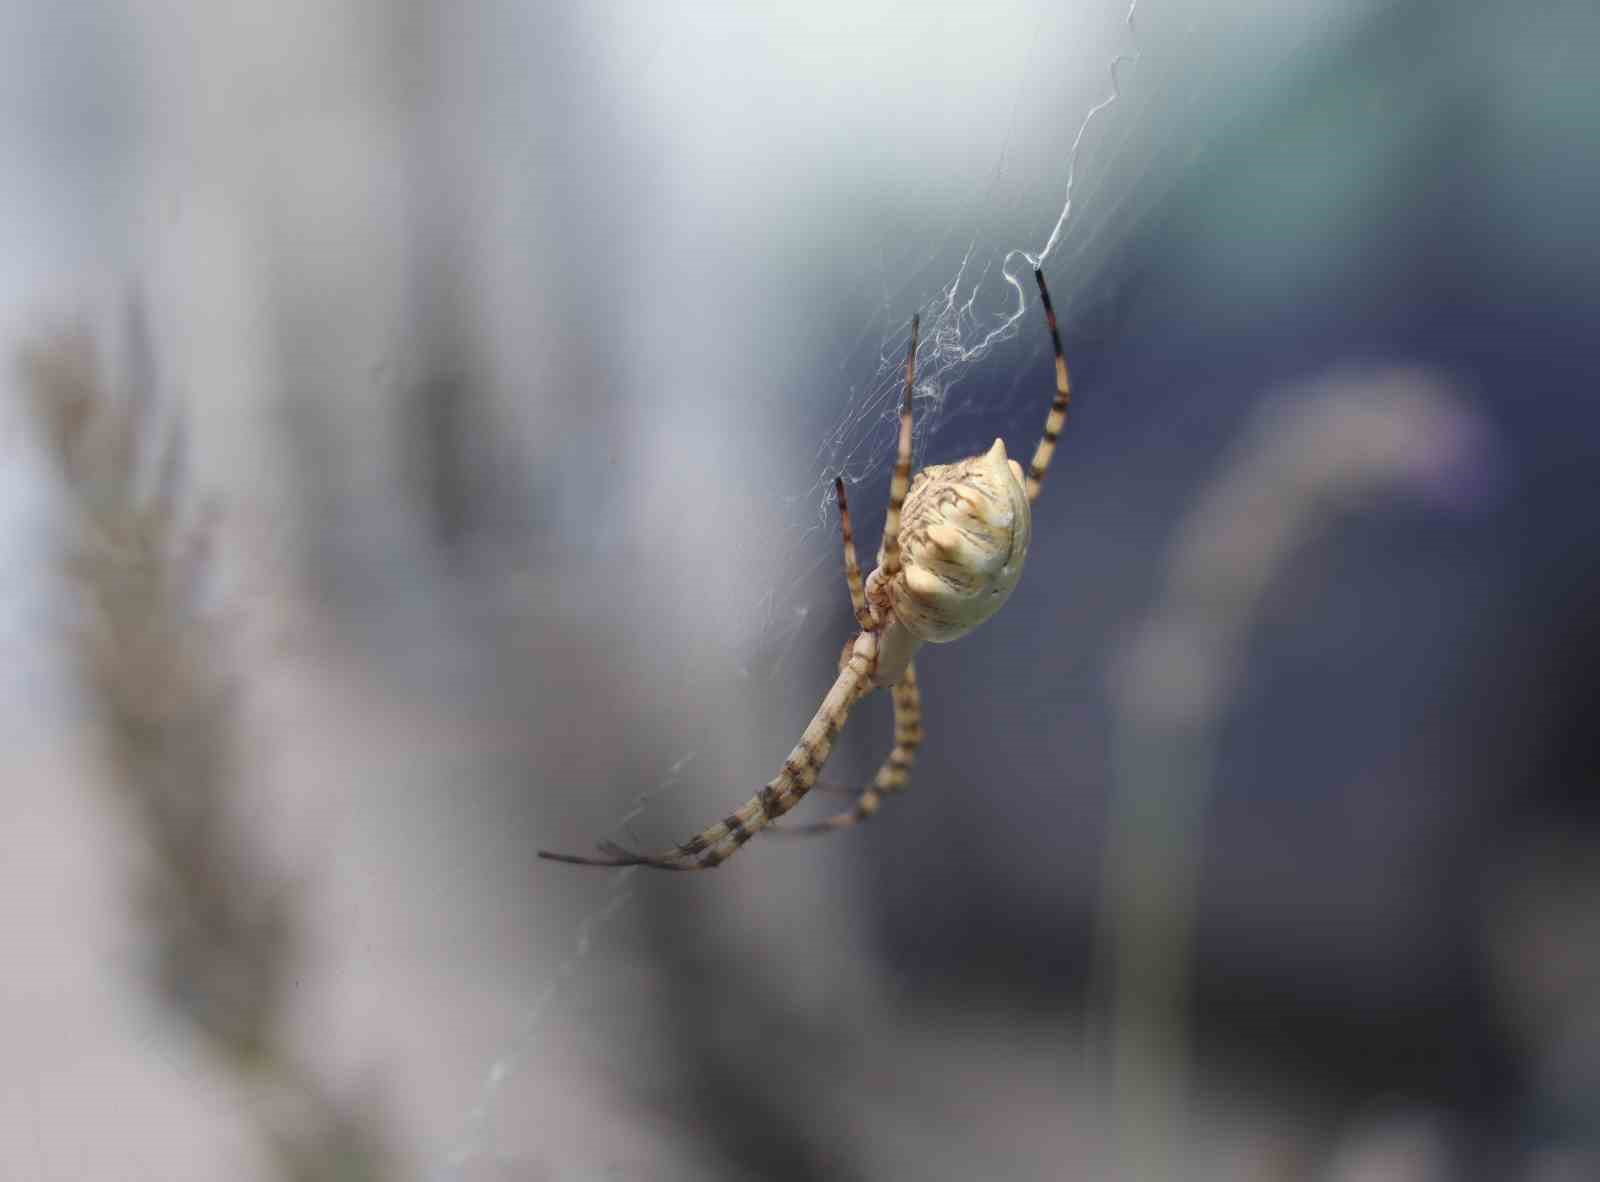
[539,268,1072,870]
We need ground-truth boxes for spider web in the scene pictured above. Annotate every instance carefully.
[441,5,1146,1175]
[808,3,1141,501]
[441,0,1378,1173]
[668,0,1171,691]
[715,0,1372,676]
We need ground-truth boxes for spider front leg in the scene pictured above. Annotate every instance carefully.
[875,314,919,590]
[776,661,922,835]
[834,475,875,630]
[537,632,881,870]
[538,314,927,872]
[1025,267,1072,504]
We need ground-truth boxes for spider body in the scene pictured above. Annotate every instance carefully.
[864,437,1030,686]
[885,440,1031,640]
[540,267,1072,869]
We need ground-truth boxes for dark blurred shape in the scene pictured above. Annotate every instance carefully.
[1104,369,1488,1182]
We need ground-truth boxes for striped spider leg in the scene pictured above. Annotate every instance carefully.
[774,662,922,834]
[539,266,1072,869]
[538,318,923,870]
[775,266,1072,835]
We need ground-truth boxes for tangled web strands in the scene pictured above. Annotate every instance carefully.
[814,0,1139,510]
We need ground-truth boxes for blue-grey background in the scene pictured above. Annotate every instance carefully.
[1,1,1596,1178]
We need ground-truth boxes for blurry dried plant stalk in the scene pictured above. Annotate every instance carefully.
[18,323,393,1182]
[1102,368,1486,1182]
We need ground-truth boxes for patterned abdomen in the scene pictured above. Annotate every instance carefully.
[888,437,1031,643]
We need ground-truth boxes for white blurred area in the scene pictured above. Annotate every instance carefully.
[2,1,1596,1180]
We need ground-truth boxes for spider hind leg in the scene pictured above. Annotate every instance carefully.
[535,840,700,870]
[537,789,783,871]
[774,662,922,837]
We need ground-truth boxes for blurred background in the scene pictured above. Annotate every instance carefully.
[2,0,1597,1179]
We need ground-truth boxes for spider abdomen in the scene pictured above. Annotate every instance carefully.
[885,437,1031,643]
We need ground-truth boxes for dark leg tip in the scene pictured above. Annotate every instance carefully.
[538,847,618,867]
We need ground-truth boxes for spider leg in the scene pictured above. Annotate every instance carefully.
[877,315,919,584]
[531,844,691,870]
[773,661,922,835]
[1025,268,1073,505]
[537,635,879,870]
[834,476,875,630]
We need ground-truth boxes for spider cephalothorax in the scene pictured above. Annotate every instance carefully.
[541,267,1073,869]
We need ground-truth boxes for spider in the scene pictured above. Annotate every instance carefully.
[539,267,1072,870]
